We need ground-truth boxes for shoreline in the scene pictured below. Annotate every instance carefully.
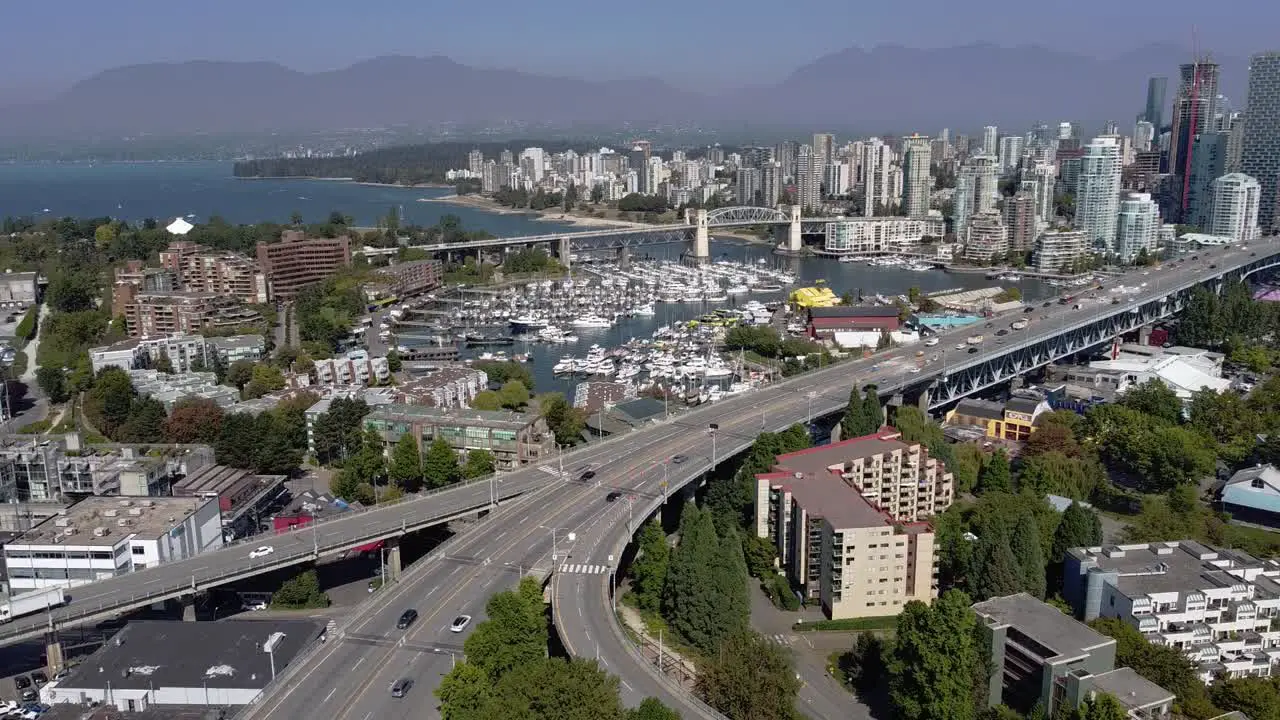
[235,175,450,189]
[421,193,657,230]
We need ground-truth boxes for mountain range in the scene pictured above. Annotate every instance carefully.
[0,44,1247,139]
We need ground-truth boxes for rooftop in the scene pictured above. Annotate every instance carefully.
[973,593,1115,663]
[58,619,323,691]
[172,465,254,496]
[1066,541,1276,597]
[367,403,536,428]
[12,496,214,547]
[808,305,901,318]
[954,398,1006,421]
[1089,667,1175,711]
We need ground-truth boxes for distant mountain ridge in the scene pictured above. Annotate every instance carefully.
[0,45,1248,138]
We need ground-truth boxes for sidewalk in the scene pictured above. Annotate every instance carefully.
[616,604,699,690]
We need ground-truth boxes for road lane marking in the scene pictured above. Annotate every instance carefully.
[323,688,336,703]
[353,657,364,669]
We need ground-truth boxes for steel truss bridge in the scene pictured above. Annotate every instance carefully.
[411,205,834,253]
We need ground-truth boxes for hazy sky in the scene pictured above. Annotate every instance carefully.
[3,0,1279,93]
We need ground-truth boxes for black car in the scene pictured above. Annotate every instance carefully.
[1251,252,1257,257]
[967,347,979,354]
[14,675,31,690]
[996,329,1009,336]
[984,322,993,328]
[1023,306,1034,313]
[671,455,688,464]
[1209,263,1217,269]
[579,470,596,481]
[31,671,47,686]
[1043,301,1052,307]
[396,609,418,629]
[605,491,622,503]
[390,678,414,698]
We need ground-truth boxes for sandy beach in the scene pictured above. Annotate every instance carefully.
[421,193,655,229]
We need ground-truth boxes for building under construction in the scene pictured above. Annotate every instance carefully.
[1167,57,1220,222]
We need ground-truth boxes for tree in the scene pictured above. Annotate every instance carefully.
[216,413,260,469]
[225,360,255,391]
[630,519,670,612]
[310,398,370,465]
[695,631,801,720]
[977,449,1011,494]
[387,434,422,491]
[842,631,888,695]
[162,398,225,444]
[422,437,461,488]
[435,662,492,720]
[253,412,302,475]
[1023,423,1081,458]
[35,366,69,404]
[244,363,286,399]
[840,385,866,438]
[628,698,681,720]
[117,397,166,443]
[463,577,548,680]
[83,367,136,439]
[950,443,985,494]
[540,392,585,446]
[472,390,503,411]
[271,568,329,609]
[1089,617,1216,717]
[498,380,530,410]
[860,386,884,432]
[707,527,750,645]
[1010,510,1047,599]
[887,590,980,720]
[1120,378,1183,424]
[741,534,777,579]
[480,658,625,720]
[974,534,1023,601]
[1209,676,1280,720]
[386,349,402,373]
[1051,501,1103,562]
[1017,451,1105,500]
[463,449,496,479]
[662,504,723,653]
[153,349,174,374]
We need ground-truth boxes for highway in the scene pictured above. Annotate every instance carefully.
[12,239,1276,718]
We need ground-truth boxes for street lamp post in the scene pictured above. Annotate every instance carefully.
[806,390,817,425]
[708,423,718,468]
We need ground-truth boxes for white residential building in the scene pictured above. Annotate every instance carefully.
[861,138,895,217]
[1209,173,1262,243]
[962,212,1009,263]
[1115,192,1160,262]
[901,134,933,218]
[3,496,223,593]
[983,125,999,156]
[313,350,391,387]
[823,217,946,254]
[1075,137,1123,251]
[1033,230,1090,274]
[1065,540,1280,683]
[953,154,998,238]
[998,135,1024,176]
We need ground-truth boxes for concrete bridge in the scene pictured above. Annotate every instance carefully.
[412,205,833,264]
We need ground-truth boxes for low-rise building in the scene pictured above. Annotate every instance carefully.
[822,217,946,254]
[129,369,240,409]
[49,619,325,709]
[1033,229,1090,274]
[256,231,352,299]
[368,259,443,298]
[395,367,488,409]
[205,334,268,366]
[1220,465,1280,530]
[0,436,212,502]
[1064,540,1280,683]
[805,306,901,339]
[3,495,223,592]
[159,240,270,304]
[1044,364,1135,404]
[172,465,287,542]
[753,429,951,619]
[364,405,555,471]
[974,593,1174,718]
[118,291,262,338]
[0,271,38,308]
[1089,344,1230,401]
[944,395,1051,442]
[313,350,390,387]
[90,333,266,375]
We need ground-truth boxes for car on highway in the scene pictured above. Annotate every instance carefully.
[923,337,938,346]
[450,615,472,633]
[18,689,35,704]
[578,470,596,481]
[1210,263,1217,269]
[249,546,274,560]
[390,678,414,698]
[967,347,979,354]
[1043,301,1052,307]
[909,367,922,373]
[1023,306,1034,313]
[995,329,1009,336]
[605,491,622,503]
[954,343,965,350]
[396,609,418,629]
[671,454,688,464]
[242,601,268,612]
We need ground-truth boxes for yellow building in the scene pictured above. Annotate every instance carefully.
[790,285,839,308]
[944,396,1051,442]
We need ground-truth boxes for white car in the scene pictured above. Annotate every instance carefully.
[449,615,472,633]
[242,602,268,611]
[955,343,966,350]
[909,366,922,373]
[923,337,938,346]
[249,546,274,560]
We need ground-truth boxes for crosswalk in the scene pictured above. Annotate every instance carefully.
[767,633,794,646]
[558,563,610,575]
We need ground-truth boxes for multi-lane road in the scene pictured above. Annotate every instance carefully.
[233,240,1280,720]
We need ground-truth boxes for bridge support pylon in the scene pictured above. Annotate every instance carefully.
[557,237,572,270]
[44,635,64,674]
[617,247,630,268]
[689,209,710,263]
[786,204,802,253]
[386,538,403,582]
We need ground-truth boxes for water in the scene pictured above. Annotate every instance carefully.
[0,161,577,235]
[0,161,1053,395]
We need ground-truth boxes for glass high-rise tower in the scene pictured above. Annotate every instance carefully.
[1240,52,1280,231]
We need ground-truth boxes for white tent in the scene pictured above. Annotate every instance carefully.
[166,217,194,235]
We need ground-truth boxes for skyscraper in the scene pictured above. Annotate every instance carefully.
[982,126,999,156]
[1241,52,1280,231]
[998,136,1025,176]
[760,161,783,208]
[1144,77,1168,129]
[861,139,894,217]
[953,155,998,238]
[1116,192,1159,261]
[736,167,762,206]
[1209,173,1262,242]
[1169,60,1220,204]
[1028,164,1056,226]
[628,146,648,195]
[797,145,821,210]
[812,134,835,167]
[468,149,484,175]
[1002,191,1037,253]
[1133,121,1155,152]
[775,140,799,181]
[1185,132,1228,228]
[1075,137,1123,250]
[823,162,850,197]
[901,135,933,219]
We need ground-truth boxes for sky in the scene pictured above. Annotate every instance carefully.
[3,0,1279,97]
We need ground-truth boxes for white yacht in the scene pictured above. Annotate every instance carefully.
[725,285,749,295]
[553,356,576,374]
[633,303,656,316]
[510,315,549,332]
[571,315,612,328]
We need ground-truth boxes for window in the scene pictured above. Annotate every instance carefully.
[131,547,145,555]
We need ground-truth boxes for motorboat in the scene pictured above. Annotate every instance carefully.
[571,315,612,328]
[510,315,549,332]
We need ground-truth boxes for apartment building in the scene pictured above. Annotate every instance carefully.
[395,367,488,409]
[118,291,262,338]
[974,593,1174,718]
[256,231,352,299]
[822,217,945,254]
[944,395,1052,442]
[313,350,390,387]
[1034,230,1090,274]
[2,496,223,592]
[158,241,270,304]
[363,405,555,471]
[1064,541,1280,683]
[753,429,952,619]
[0,436,211,501]
[89,333,266,375]
[368,259,443,299]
